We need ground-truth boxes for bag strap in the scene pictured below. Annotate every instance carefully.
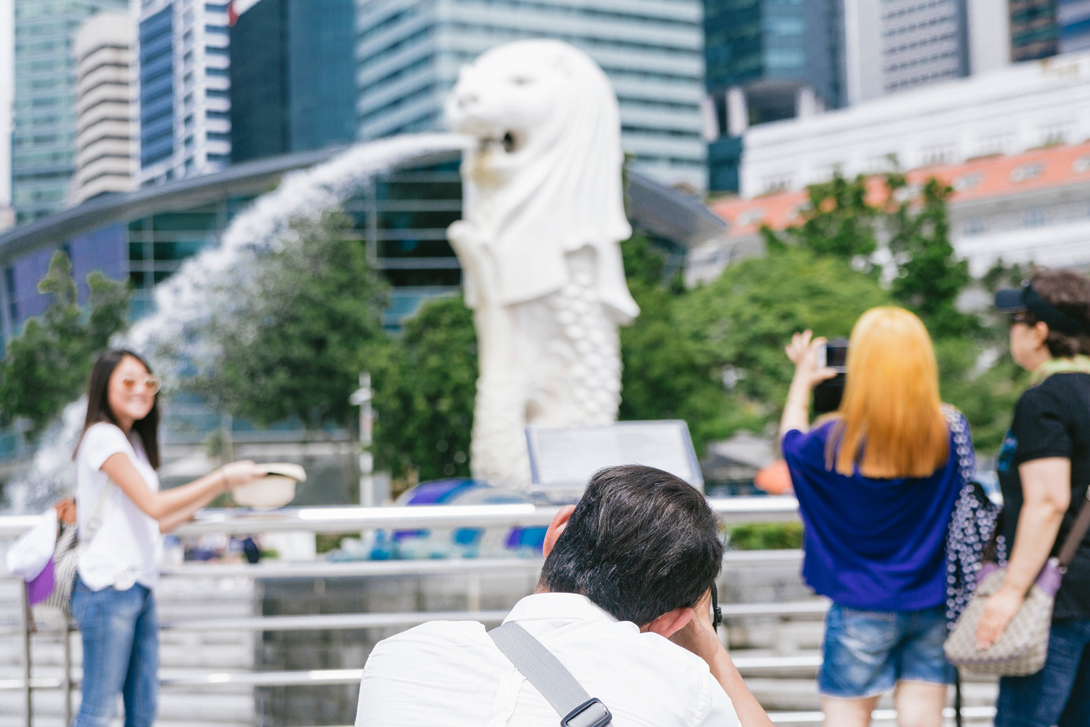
[1057,486,1090,569]
[489,622,612,727]
[80,479,117,547]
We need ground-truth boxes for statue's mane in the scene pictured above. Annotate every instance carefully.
[459,40,638,322]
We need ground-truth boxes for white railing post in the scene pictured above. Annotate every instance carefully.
[63,623,73,725]
[20,582,31,727]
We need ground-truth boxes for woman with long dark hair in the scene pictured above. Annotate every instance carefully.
[70,349,266,727]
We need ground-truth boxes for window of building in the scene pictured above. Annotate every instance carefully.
[1024,207,1047,227]
[735,207,767,226]
[952,173,983,191]
[1011,162,1045,182]
[962,218,985,236]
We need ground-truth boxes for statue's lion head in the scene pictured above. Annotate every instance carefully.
[445,40,637,322]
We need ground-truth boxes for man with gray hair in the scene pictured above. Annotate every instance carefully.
[355,465,773,726]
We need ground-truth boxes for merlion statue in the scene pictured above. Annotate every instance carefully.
[445,39,639,488]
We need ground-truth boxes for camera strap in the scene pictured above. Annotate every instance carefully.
[489,621,613,727]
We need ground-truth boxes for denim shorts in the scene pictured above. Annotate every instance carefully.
[818,603,956,698]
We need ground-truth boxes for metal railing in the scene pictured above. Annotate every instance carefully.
[0,497,993,726]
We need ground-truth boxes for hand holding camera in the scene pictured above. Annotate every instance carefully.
[785,330,840,388]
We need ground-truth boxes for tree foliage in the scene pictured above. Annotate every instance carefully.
[765,171,878,263]
[676,246,893,439]
[192,211,388,429]
[0,251,130,437]
[885,175,974,337]
[617,237,731,455]
[371,297,477,483]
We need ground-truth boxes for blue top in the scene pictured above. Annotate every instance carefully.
[782,418,968,611]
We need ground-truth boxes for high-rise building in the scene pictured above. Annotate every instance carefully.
[137,0,232,185]
[703,0,843,192]
[357,0,707,190]
[229,0,355,164]
[1011,0,1059,60]
[10,0,128,226]
[71,12,136,206]
[843,0,972,104]
[0,0,13,230]
[1010,0,1090,59]
[1060,0,1090,52]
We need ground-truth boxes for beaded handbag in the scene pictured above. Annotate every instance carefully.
[943,487,1090,676]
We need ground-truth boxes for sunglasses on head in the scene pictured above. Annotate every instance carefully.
[119,375,161,395]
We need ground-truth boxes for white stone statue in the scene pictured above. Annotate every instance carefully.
[445,39,639,488]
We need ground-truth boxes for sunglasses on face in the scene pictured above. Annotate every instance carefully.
[118,375,161,395]
[1009,313,1035,327]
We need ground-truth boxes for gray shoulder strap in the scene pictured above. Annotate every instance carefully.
[81,479,116,546]
[489,622,612,727]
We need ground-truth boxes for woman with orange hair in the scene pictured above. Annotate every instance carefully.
[780,308,966,727]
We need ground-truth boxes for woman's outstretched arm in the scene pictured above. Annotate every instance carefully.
[100,453,266,523]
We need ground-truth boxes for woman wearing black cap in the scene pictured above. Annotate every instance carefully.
[983,268,1090,725]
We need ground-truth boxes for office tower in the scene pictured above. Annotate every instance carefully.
[357,0,707,190]
[1059,0,1090,51]
[1010,0,1090,59]
[967,0,1012,74]
[843,0,971,104]
[71,12,136,205]
[0,0,12,231]
[10,0,128,226]
[229,0,355,164]
[137,0,232,185]
[703,0,843,191]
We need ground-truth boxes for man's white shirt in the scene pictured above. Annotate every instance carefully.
[355,592,743,726]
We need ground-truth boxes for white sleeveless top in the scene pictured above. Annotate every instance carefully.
[75,422,162,591]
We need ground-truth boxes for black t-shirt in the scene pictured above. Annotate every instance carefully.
[998,372,1090,621]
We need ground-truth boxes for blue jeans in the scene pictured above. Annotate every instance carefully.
[70,576,159,727]
[995,619,1090,727]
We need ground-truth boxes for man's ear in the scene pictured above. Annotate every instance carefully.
[542,505,576,558]
[640,607,694,639]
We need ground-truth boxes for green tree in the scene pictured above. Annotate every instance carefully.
[193,211,388,429]
[371,297,477,484]
[933,338,1027,452]
[885,174,975,337]
[0,251,131,437]
[676,246,893,438]
[618,236,736,455]
[766,170,879,263]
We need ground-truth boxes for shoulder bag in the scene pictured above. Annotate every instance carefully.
[35,481,116,621]
[490,621,613,727]
[943,485,1090,676]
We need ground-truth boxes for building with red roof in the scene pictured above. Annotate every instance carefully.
[691,141,1090,285]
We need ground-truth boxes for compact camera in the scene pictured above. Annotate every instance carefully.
[813,339,848,415]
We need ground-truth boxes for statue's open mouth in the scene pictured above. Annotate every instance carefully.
[480,131,519,154]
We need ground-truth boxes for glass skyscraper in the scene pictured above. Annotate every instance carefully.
[703,0,842,192]
[229,0,356,163]
[10,0,129,226]
[137,0,233,185]
[357,0,707,190]
[1010,0,1090,59]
